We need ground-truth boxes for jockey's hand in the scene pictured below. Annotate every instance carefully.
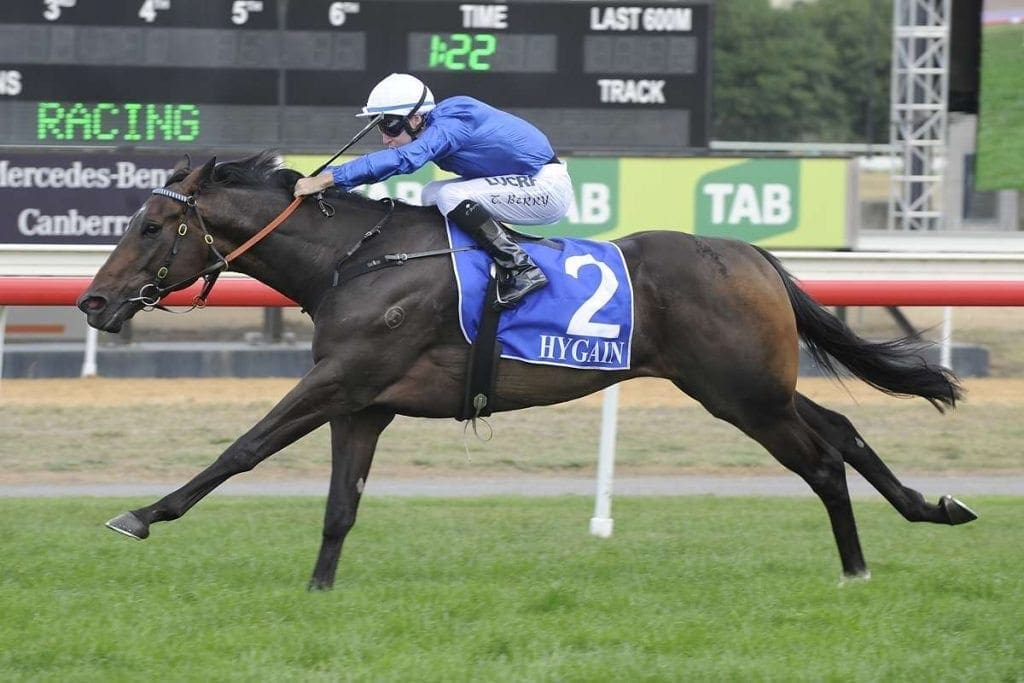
[294,172,335,198]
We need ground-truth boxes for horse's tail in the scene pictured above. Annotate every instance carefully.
[754,246,962,412]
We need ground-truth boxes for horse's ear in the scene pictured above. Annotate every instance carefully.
[197,156,217,186]
[180,156,217,193]
[172,154,192,176]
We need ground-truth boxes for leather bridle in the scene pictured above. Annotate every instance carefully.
[127,187,302,311]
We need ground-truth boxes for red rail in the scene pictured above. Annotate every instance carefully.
[2,276,1024,307]
[798,280,1024,306]
[0,276,295,307]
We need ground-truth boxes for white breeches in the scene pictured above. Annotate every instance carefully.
[420,162,573,225]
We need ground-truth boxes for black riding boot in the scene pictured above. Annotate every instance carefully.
[449,200,548,308]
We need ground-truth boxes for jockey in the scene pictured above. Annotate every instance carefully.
[294,73,574,308]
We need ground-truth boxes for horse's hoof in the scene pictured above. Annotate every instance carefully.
[940,495,978,525]
[307,578,334,592]
[105,512,149,540]
[839,569,872,587]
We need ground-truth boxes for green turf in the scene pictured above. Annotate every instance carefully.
[1,496,1021,681]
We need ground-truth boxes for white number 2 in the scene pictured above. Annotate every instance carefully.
[564,254,621,339]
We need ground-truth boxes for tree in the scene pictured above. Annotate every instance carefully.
[805,0,893,143]
[712,0,892,143]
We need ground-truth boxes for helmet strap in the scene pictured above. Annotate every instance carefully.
[402,85,429,139]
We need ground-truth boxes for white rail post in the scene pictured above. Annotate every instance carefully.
[590,384,619,538]
[0,305,7,380]
[81,326,98,377]
[940,306,953,370]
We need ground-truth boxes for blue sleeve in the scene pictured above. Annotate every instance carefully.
[326,115,471,190]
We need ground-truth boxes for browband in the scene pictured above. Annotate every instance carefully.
[152,187,192,204]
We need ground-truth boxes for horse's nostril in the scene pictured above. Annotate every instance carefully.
[78,295,107,314]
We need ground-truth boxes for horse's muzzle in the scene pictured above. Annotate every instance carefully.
[76,292,132,333]
[77,292,107,315]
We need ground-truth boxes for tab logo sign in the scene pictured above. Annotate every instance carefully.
[695,160,799,242]
[544,158,619,239]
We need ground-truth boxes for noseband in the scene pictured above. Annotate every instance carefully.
[126,187,231,310]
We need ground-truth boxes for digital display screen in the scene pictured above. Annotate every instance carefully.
[407,33,558,73]
[584,36,699,75]
[0,0,712,154]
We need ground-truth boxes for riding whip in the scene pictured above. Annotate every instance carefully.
[229,114,385,264]
[311,113,384,176]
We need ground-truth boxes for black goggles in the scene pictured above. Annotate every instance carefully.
[375,85,429,138]
[377,115,407,137]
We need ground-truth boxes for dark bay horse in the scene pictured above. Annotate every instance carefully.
[77,153,976,590]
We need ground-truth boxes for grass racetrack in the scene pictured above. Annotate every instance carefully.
[2,496,1023,681]
[2,376,1023,680]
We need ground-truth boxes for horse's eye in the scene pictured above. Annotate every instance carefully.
[141,222,162,237]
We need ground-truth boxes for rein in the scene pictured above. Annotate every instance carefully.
[131,117,392,311]
[130,188,469,313]
[128,188,308,312]
[224,196,303,263]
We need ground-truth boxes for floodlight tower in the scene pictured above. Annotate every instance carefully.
[888,0,952,231]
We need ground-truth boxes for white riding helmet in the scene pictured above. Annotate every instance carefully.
[357,73,436,118]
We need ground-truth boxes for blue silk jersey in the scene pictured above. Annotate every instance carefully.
[328,96,556,191]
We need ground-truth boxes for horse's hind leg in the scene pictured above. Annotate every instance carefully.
[741,409,870,580]
[694,383,872,580]
[794,393,977,525]
[308,408,395,591]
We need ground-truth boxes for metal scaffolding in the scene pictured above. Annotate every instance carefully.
[888,0,951,231]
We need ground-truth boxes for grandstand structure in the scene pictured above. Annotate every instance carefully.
[889,0,951,232]
[885,0,1021,240]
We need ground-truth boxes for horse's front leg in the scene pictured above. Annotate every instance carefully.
[308,408,396,591]
[106,362,353,541]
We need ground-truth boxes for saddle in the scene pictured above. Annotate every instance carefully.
[328,199,633,423]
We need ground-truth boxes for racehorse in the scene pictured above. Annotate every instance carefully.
[77,152,977,590]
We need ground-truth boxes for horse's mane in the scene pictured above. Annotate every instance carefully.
[163,151,299,195]
[214,151,298,190]
[164,151,419,214]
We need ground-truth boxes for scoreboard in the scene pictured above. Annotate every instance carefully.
[0,0,711,155]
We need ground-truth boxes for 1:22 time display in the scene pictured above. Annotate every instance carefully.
[427,33,497,71]
[408,32,558,73]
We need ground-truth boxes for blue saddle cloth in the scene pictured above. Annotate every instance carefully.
[447,221,634,370]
